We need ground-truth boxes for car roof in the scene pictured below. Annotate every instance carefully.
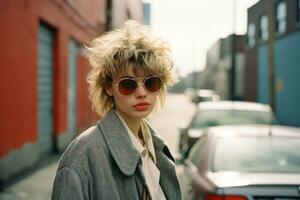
[197,101,271,112]
[196,89,215,95]
[207,125,300,138]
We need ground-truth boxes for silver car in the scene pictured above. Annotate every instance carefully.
[178,101,277,159]
[178,125,300,199]
[190,89,220,104]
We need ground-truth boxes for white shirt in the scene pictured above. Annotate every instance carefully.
[115,111,166,200]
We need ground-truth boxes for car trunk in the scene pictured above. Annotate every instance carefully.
[208,172,300,197]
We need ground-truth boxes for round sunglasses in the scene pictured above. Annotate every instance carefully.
[113,75,163,95]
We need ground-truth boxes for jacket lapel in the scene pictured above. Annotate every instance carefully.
[97,110,140,176]
[147,123,182,200]
[98,111,181,199]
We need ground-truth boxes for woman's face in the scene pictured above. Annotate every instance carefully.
[106,66,160,122]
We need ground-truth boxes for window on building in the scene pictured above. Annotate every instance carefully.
[247,23,255,47]
[276,1,287,34]
[259,14,268,41]
[297,0,300,23]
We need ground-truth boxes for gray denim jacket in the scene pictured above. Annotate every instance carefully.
[51,110,182,200]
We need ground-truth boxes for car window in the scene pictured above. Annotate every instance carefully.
[212,136,300,173]
[188,135,207,166]
[190,110,273,129]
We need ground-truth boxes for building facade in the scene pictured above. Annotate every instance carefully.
[0,0,106,184]
[201,34,246,100]
[245,0,300,127]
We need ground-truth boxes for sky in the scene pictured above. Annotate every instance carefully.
[150,0,259,76]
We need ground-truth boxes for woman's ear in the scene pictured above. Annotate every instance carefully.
[105,83,113,96]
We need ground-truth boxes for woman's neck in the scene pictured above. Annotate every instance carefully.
[116,110,142,137]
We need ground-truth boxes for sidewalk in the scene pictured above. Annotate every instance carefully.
[0,154,60,200]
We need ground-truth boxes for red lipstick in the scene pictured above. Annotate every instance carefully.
[133,102,150,111]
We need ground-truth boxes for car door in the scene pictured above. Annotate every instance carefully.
[179,135,209,200]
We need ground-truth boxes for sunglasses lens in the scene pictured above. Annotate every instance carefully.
[118,79,137,95]
[145,77,162,92]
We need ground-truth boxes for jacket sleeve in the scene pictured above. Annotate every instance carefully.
[51,167,85,200]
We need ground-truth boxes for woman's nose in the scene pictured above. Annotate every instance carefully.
[135,83,147,98]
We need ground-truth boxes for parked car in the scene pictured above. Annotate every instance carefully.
[177,101,277,160]
[190,89,219,104]
[178,125,300,200]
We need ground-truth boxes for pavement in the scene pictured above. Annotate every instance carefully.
[0,93,195,200]
[0,154,60,200]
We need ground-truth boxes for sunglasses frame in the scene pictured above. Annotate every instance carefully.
[113,75,163,95]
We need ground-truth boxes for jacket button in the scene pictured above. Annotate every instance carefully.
[142,149,147,158]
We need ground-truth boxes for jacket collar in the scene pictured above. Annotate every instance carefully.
[146,120,181,200]
[97,110,170,175]
[97,110,140,176]
[97,110,181,199]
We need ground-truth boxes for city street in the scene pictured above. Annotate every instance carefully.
[0,93,196,200]
[0,155,59,200]
[0,0,300,200]
[1,0,300,199]
[148,93,196,154]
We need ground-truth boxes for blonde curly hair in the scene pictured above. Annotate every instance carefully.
[86,20,177,116]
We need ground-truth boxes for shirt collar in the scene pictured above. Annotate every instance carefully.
[115,111,157,163]
[97,109,169,176]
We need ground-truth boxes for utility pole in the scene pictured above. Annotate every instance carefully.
[267,0,276,112]
[230,0,237,100]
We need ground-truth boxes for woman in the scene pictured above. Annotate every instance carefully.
[51,20,181,200]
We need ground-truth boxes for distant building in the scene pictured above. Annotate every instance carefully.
[106,0,144,29]
[202,34,246,100]
[245,0,300,127]
[143,1,152,25]
[168,71,202,94]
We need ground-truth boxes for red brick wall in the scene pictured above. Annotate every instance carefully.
[0,0,105,157]
[53,31,68,138]
[76,54,100,134]
[0,1,39,157]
